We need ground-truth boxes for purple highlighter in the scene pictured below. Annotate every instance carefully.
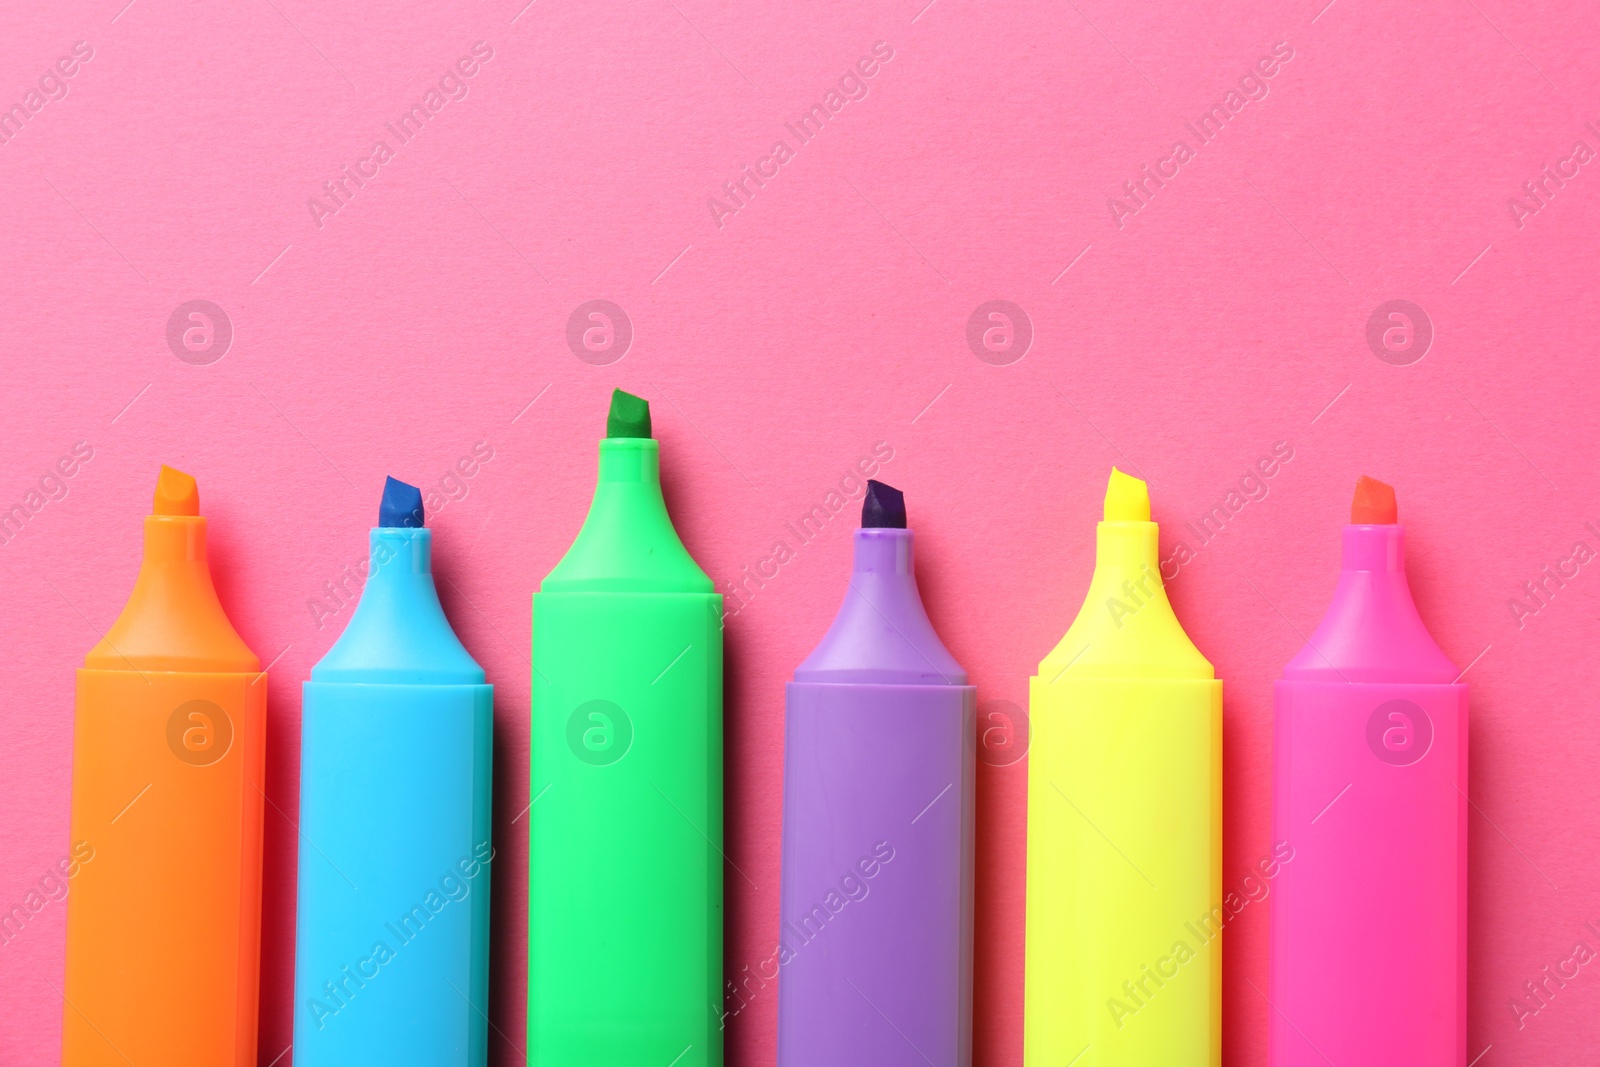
[776,480,976,1067]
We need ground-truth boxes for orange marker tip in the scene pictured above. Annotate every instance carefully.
[1351,475,1397,524]
[153,465,200,516]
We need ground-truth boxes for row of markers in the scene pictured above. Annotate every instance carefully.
[59,390,1464,1067]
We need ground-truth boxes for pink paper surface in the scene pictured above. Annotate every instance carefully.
[3,0,1598,1063]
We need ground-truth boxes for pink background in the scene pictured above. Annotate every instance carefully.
[3,0,1599,1063]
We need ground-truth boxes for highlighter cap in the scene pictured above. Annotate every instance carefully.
[1283,478,1457,683]
[86,466,259,672]
[541,391,711,593]
[312,529,484,683]
[313,479,484,683]
[795,483,966,684]
[1037,468,1213,681]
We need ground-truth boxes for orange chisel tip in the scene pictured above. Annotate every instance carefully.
[153,465,199,516]
[1350,475,1397,524]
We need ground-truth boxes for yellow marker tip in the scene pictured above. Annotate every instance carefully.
[153,465,199,516]
[1103,467,1150,522]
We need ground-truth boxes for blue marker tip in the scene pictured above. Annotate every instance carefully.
[379,476,425,528]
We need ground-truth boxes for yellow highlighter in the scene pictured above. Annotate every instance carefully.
[1024,468,1222,1067]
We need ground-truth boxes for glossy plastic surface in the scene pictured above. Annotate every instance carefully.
[777,527,975,1067]
[1268,521,1467,1067]
[529,434,724,1067]
[293,525,494,1066]
[1024,472,1222,1067]
[63,471,267,1067]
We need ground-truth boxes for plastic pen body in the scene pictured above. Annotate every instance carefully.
[1025,679,1222,1065]
[1268,521,1467,1067]
[1024,472,1222,1067]
[62,471,268,1067]
[292,523,494,1066]
[529,426,724,1067]
[777,524,976,1067]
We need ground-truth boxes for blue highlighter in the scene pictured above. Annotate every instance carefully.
[292,477,495,1066]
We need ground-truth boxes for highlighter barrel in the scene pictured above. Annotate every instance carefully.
[777,486,976,1067]
[1024,469,1222,1067]
[62,467,267,1067]
[528,392,724,1066]
[1268,490,1466,1067]
[292,485,494,1067]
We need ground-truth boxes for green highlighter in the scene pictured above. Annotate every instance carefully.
[529,389,724,1066]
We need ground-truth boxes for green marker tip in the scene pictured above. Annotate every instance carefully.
[606,388,652,439]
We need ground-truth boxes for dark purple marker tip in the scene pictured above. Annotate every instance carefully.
[379,476,425,529]
[862,479,906,529]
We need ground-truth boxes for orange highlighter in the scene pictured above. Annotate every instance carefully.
[61,466,268,1066]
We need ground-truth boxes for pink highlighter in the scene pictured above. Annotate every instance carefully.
[1268,476,1467,1067]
